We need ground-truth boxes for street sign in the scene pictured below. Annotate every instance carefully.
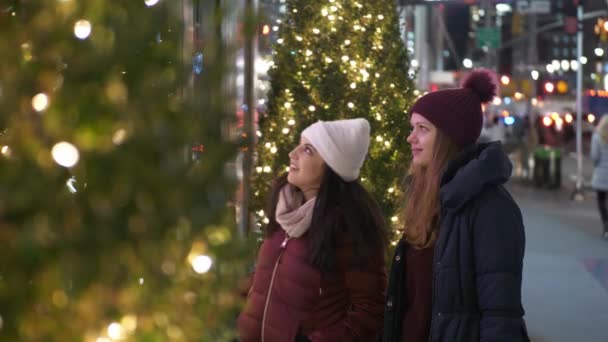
[476,28,501,49]
[516,0,551,14]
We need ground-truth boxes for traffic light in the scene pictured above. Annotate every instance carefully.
[595,18,608,42]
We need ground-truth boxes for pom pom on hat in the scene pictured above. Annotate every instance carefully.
[462,68,498,103]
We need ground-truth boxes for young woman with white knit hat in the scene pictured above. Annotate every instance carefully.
[238,118,387,342]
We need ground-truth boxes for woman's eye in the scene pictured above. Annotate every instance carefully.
[304,147,312,154]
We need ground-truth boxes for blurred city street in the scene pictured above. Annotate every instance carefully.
[507,149,608,342]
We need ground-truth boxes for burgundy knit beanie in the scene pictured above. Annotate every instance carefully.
[410,69,498,146]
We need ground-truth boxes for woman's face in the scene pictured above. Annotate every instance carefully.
[407,113,438,168]
[287,136,325,198]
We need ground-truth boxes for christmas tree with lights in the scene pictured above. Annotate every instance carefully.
[252,0,415,228]
[0,1,252,341]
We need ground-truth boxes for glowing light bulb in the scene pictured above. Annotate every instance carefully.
[1,146,11,157]
[191,255,213,274]
[112,129,127,145]
[107,322,126,340]
[32,93,49,112]
[74,20,92,39]
[51,142,79,168]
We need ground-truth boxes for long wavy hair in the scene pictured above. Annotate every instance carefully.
[597,115,608,143]
[400,129,462,249]
[265,167,388,272]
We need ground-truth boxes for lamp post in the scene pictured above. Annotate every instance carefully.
[574,1,584,200]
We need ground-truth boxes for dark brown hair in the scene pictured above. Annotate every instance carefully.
[265,167,387,271]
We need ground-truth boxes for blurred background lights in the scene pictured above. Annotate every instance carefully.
[531,70,539,80]
[32,93,49,112]
[1,146,11,157]
[74,20,92,39]
[107,322,126,340]
[121,315,137,332]
[112,129,127,145]
[66,177,77,193]
[145,0,160,6]
[191,255,212,274]
[51,142,80,168]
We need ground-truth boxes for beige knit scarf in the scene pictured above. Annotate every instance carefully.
[275,184,316,238]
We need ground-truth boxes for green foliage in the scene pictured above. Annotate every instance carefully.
[252,0,415,226]
[0,1,252,340]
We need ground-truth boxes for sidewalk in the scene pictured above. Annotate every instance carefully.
[506,182,608,342]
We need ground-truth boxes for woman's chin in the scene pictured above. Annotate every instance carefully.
[411,157,427,168]
[287,173,297,186]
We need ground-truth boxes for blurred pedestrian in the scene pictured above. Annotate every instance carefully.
[590,114,608,239]
[238,118,388,342]
[382,69,530,342]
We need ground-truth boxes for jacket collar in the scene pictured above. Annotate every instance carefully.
[439,142,512,212]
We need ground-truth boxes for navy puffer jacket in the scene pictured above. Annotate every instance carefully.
[383,142,530,342]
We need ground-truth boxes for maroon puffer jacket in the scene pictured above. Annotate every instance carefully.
[237,228,386,342]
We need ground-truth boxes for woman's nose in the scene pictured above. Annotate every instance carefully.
[406,131,415,144]
[288,147,297,159]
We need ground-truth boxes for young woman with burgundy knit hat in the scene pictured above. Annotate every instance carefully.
[382,69,530,342]
[238,118,388,342]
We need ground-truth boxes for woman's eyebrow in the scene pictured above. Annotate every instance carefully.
[304,143,317,151]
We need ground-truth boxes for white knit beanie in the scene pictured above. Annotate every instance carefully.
[301,118,370,182]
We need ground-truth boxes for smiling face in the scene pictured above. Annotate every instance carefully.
[407,112,438,168]
[287,136,325,200]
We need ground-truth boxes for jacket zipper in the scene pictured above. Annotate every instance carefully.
[429,211,446,342]
[261,235,291,342]
[429,266,436,342]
